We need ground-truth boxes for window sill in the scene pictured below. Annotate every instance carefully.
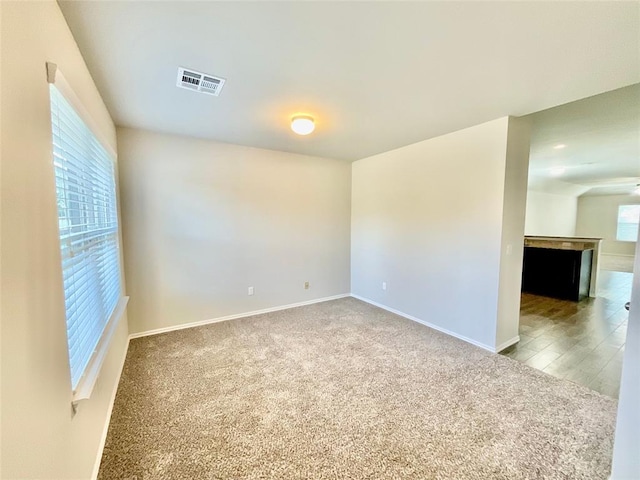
[72,296,129,404]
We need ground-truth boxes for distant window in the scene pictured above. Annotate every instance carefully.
[616,205,640,242]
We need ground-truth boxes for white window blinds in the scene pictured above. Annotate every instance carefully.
[49,83,122,390]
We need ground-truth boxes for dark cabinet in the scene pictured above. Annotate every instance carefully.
[522,247,593,302]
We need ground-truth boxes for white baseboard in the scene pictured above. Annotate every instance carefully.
[129,293,352,339]
[350,294,496,353]
[600,253,635,273]
[496,336,520,353]
[91,336,130,480]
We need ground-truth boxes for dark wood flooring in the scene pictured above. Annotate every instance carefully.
[501,270,632,398]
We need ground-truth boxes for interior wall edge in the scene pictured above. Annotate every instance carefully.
[610,235,640,478]
[90,336,131,480]
[496,336,521,353]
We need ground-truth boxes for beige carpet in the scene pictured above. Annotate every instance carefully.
[99,298,617,479]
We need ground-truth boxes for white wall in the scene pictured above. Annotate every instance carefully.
[576,194,640,256]
[525,191,577,237]
[611,230,640,479]
[1,1,129,479]
[117,127,352,334]
[351,117,529,351]
[496,117,531,349]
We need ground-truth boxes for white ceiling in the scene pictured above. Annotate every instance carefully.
[527,84,640,197]
[58,1,639,162]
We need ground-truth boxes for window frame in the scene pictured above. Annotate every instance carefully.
[47,62,128,403]
[616,204,640,243]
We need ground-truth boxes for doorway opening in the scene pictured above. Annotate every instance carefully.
[501,84,639,399]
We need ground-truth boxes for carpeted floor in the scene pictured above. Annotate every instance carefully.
[99,297,617,479]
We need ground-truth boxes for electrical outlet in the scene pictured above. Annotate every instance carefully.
[382,281,387,290]
[304,281,310,290]
[248,286,254,296]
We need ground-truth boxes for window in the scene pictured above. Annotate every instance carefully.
[616,205,640,242]
[49,79,122,398]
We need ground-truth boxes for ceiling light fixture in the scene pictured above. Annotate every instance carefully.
[550,166,566,176]
[291,115,315,135]
[554,144,566,149]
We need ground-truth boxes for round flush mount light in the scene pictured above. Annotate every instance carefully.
[291,115,315,135]
[553,144,566,150]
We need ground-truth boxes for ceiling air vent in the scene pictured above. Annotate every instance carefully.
[176,67,225,96]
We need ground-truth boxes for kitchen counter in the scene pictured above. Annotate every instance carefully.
[524,238,598,252]
[523,236,602,298]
